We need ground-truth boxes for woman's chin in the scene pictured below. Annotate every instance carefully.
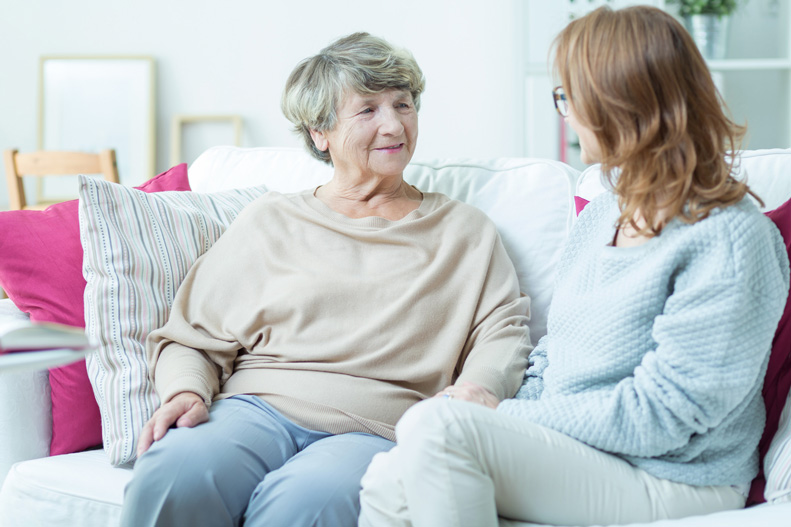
[370,156,412,177]
[579,150,600,166]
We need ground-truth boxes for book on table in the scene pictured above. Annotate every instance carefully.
[0,320,92,353]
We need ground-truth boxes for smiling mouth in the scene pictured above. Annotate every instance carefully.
[375,143,404,151]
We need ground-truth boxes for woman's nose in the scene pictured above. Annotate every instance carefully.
[378,108,404,135]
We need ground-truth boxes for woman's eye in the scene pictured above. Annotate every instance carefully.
[360,108,374,114]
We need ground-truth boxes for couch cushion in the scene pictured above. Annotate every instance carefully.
[405,158,578,341]
[502,502,791,527]
[735,149,791,212]
[189,146,581,342]
[0,450,130,527]
[765,389,791,504]
[189,146,333,193]
[760,195,791,504]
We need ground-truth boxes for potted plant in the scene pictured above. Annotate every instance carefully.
[672,0,739,18]
[668,0,743,60]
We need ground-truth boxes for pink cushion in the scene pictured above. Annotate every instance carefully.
[574,196,590,216]
[749,196,791,505]
[0,164,190,456]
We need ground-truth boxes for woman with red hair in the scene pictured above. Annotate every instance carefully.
[358,6,790,526]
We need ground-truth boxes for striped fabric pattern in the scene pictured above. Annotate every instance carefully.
[78,176,267,466]
[766,391,791,503]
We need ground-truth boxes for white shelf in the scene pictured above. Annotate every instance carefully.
[523,1,791,162]
[708,59,791,71]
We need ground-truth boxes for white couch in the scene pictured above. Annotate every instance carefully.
[1,146,790,526]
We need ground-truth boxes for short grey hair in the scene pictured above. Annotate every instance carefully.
[281,32,426,164]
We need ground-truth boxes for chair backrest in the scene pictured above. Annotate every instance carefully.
[3,149,120,210]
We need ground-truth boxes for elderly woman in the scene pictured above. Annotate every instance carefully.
[120,32,531,527]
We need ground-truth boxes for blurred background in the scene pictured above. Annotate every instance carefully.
[1,0,787,208]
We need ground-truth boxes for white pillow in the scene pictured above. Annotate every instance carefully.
[575,164,611,204]
[189,146,333,193]
[576,148,791,213]
[734,149,791,212]
[79,176,267,465]
[405,158,579,342]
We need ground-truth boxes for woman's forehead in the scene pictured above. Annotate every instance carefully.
[339,88,412,107]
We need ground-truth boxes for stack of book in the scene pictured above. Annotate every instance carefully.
[0,320,92,354]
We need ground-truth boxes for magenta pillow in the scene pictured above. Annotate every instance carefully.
[748,196,791,505]
[0,164,190,456]
[574,196,590,216]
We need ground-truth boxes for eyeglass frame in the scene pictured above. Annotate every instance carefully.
[552,86,569,117]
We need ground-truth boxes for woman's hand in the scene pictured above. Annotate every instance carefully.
[435,381,499,409]
[137,391,209,457]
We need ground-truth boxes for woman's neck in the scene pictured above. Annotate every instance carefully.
[613,207,669,248]
[315,177,423,220]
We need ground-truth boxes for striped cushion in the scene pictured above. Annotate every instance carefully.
[766,391,791,503]
[78,176,267,466]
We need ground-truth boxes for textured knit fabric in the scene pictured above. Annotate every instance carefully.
[498,191,790,487]
[148,189,531,442]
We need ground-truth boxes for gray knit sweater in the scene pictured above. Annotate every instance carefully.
[498,191,789,487]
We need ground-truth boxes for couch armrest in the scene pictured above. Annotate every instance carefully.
[0,369,52,487]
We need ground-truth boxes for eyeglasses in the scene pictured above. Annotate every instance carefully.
[552,86,569,117]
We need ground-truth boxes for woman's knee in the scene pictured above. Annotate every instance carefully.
[246,467,362,527]
[123,426,249,524]
[125,433,210,508]
[360,448,401,501]
[396,398,481,453]
[396,398,456,441]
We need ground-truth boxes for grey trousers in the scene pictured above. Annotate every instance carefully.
[121,395,394,527]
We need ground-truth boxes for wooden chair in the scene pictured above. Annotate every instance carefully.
[3,149,120,210]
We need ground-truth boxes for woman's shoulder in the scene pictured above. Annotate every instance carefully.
[241,188,308,213]
[669,196,788,280]
[424,191,499,228]
[570,191,620,238]
[220,189,304,230]
[681,196,780,249]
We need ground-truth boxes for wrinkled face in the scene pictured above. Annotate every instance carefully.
[566,103,601,165]
[311,88,418,181]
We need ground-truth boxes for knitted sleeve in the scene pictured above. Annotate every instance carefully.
[511,334,548,401]
[498,216,789,458]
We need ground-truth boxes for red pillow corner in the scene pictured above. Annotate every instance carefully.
[748,196,791,505]
[574,196,590,216]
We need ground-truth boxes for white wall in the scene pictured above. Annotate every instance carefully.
[0,0,526,208]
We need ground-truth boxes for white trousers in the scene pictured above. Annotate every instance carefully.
[358,399,745,527]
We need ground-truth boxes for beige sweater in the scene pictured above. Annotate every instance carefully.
[148,189,532,441]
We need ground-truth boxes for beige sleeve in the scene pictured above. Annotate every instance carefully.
[455,234,533,400]
[146,219,258,405]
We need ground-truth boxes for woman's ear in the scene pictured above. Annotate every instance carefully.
[309,129,329,153]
